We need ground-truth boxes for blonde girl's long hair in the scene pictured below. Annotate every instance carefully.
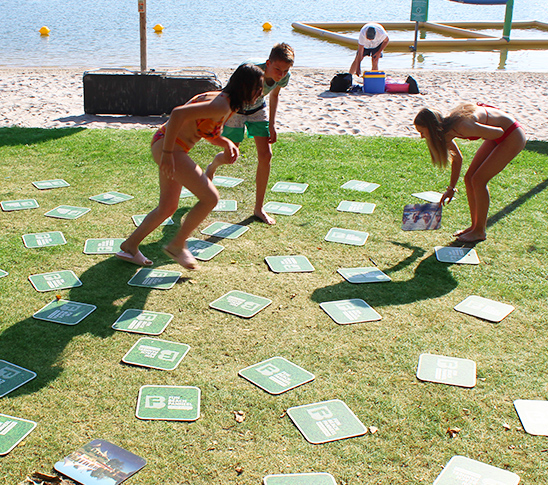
[414,103,476,167]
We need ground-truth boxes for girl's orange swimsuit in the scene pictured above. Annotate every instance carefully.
[151,92,233,152]
[453,102,522,144]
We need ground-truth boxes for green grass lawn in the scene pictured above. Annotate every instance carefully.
[1,127,547,484]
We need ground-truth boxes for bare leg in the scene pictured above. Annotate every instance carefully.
[120,156,182,265]
[253,136,275,225]
[162,151,219,269]
[457,131,526,242]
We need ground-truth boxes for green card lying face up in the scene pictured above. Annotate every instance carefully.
[287,399,367,444]
[434,456,519,485]
[320,299,381,325]
[0,360,37,398]
[239,357,315,394]
[263,473,336,485]
[210,290,271,318]
[136,385,200,421]
[0,414,37,456]
[122,337,190,370]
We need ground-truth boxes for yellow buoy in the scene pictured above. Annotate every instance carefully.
[262,22,273,31]
[39,26,51,36]
[153,24,164,33]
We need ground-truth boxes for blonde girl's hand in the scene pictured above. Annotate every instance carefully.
[160,151,176,179]
[439,186,456,206]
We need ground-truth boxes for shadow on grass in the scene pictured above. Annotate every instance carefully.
[0,209,195,398]
[524,140,548,156]
[0,127,85,147]
[486,176,548,229]
[311,242,458,308]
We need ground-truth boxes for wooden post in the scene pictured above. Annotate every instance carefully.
[502,0,514,41]
[138,0,147,72]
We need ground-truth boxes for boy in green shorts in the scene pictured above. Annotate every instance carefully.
[206,43,295,225]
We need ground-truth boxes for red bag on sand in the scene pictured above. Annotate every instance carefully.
[385,82,409,93]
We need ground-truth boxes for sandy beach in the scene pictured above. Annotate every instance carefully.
[1,68,548,140]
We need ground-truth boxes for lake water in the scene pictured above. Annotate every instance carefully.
[0,0,546,71]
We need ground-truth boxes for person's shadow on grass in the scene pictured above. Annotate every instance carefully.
[311,241,458,308]
[0,208,193,398]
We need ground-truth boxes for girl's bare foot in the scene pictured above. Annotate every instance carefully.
[116,242,153,266]
[254,208,276,225]
[456,231,486,243]
[162,246,199,270]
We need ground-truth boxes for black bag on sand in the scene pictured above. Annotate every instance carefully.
[330,73,353,92]
[405,75,420,94]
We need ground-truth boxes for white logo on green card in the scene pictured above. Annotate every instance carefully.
[0,269,7,278]
[514,400,548,436]
[89,191,134,205]
[338,267,391,284]
[123,337,190,370]
[32,179,70,190]
[337,201,376,214]
[454,295,515,323]
[265,255,314,273]
[417,353,476,388]
[112,309,173,335]
[341,180,379,192]
[187,238,224,261]
[213,199,237,211]
[1,199,39,211]
[325,228,369,246]
[320,299,381,325]
[136,385,200,421]
[128,268,181,290]
[83,238,124,254]
[132,214,174,227]
[0,414,37,456]
[28,270,82,292]
[271,181,308,193]
[412,191,443,203]
[263,473,336,485]
[210,290,272,318]
[33,299,97,325]
[45,205,90,220]
[23,231,66,249]
[435,246,480,265]
[239,357,315,395]
[0,361,36,398]
[434,456,520,485]
[201,222,249,239]
[287,399,368,444]
[263,201,302,215]
[212,176,244,187]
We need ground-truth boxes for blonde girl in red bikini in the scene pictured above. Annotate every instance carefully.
[414,103,526,242]
[116,64,264,269]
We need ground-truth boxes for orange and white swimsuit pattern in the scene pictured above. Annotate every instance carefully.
[151,92,233,152]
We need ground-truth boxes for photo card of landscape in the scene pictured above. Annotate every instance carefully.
[402,203,442,231]
[54,439,146,485]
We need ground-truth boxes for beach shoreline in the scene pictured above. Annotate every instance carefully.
[1,68,548,141]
